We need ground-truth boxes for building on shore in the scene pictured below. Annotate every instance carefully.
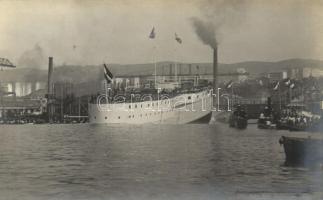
[0,97,46,122]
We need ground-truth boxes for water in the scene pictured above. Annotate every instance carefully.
[0,123,322,200]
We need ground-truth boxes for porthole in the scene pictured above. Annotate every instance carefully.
[135,104,137,108]
[118,116,120,119]
[105,116,107,119]
[129,105,131,109]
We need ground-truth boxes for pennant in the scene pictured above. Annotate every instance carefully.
[259,80,263,86]
[226,80,233,89]
[149,27,155,39]
[290,83,295,89]
[103,64,113,84]
[284,78,291,86]
[273,81,280,90]
[175,33,182,44]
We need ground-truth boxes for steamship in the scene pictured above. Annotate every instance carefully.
[88,46,218,125]
[88,85,213,124]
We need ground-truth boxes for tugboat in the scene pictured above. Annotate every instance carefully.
[257,98,276,129]
[257,107,276,129]
[279,136,323,166]
[229,105,248,129]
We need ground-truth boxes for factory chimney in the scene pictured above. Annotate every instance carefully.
[47,57,54,123]
[47,57,53,95]
[213,47,218,108]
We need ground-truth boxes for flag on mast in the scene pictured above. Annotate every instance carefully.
[284,78,291,86]
[103,64,113,84]
[175,33,182,44]
[226,80,233,89]
[273,81,280,90]
[149,27,155,39]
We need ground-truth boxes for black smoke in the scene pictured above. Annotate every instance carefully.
[191,17,217,49]
[191,0,247,48]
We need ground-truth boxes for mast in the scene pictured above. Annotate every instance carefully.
[174,53,177,82]
[149,27,157,88]
[154,45,157,88]
[174,33,182,83]
[174,42,178,82]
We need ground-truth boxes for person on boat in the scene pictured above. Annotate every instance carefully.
[302,115,307,124]
[263,106,270,117]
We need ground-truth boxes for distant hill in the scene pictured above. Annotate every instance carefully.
[1,58,323,83]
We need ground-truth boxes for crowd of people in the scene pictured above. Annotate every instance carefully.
[278,109,321,129]
[258,106,322,130]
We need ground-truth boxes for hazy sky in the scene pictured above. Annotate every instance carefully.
[0,0,323,68]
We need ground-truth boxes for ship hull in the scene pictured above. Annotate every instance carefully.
[279,136,323,166]
[88,90,213,124]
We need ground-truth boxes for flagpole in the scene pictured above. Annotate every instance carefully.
[279,84,282,110]
[174,47,177,82]
[149,27,157,89]
[154,45,157,88]
[105,81,108,103]
[174,33,181,83]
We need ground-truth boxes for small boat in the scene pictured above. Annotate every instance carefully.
[257,117,276,129]
[229,105,248,129]
[276,119,290,130]
[277,117,323,132]
[279,136,323,166]
[229,115,248,129]
[257,98,277,129]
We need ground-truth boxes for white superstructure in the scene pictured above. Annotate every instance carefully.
[89,89,212,124]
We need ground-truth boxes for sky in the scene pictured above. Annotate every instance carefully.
[0,0,323,68]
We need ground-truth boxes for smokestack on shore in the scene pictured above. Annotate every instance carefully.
[213,47,218,108]
[47,57,53,95]
[47,57,53,123]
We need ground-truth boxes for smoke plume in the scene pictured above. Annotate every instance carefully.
[191,18,217,49]
[191,0,247,48]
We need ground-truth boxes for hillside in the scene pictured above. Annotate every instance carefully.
[1,58,323,83]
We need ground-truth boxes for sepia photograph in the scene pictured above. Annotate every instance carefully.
[0,0,323,199]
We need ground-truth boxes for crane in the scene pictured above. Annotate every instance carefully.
[0,57,16,97]
[0,57,16,70]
